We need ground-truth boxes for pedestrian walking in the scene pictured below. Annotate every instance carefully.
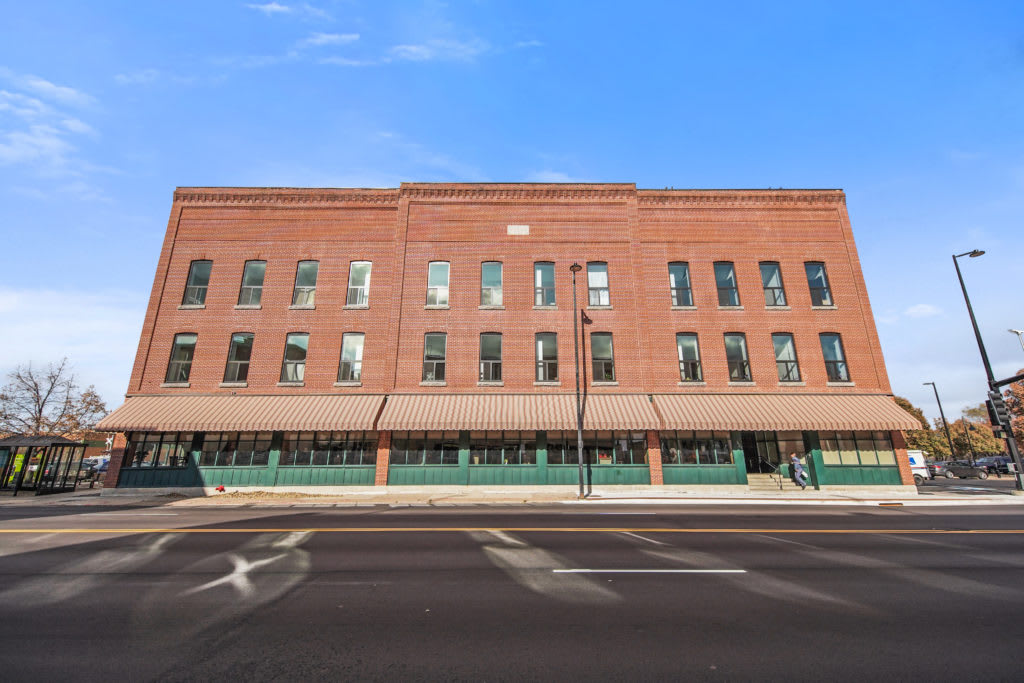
[790,452,807,490]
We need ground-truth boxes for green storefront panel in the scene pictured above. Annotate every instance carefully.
[197,467,273,487]
[662,466,741,485]
[817,465,901,486]
[467,466,541,485]
[387,466,465,485]
[275,467,375,486]
[546,465,650,486]
[118,468,199,488]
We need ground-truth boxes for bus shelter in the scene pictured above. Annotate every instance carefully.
[0,436,88,496]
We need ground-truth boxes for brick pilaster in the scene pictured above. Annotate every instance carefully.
[646,430,663,485]
[102,432,129,488]
[374,431,391,486]
[891,430,914,486]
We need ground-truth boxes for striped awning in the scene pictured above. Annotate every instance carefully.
[377,394,661,431]
[96,394,385,433]
[651,393,921,432]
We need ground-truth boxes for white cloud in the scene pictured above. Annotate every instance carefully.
[0,288,147,408]
[525,170,577,183]
[904,303,942,318]
[115,69,160,85]
[0,124,73,167]
[514,40,543,48]
[0,68,95,108]
[319,56,375,67]
[245,2,331,20]
[390,38,490,62]
[62,118,95,135]
[245,2,292,14]
[297,32,358,48]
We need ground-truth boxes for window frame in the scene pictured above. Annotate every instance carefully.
[236,260,266,307]
[480,261,503,307]
[676,333,703,382]
[534,262,556,306]
[668,262,693,307]
[479,332,502,382]
[165,333,198,383]
[771,332,801,382]
[422,332,447,382]
[346,261,372,307]
[535,332,558,382]
[819,332,850,382]
[590,332,615,381]
[724,332,751,382]
[291,260,319,307]
[182,260,212,306]
[714,261,740,307]
[338,332,365,382]
[805,262,834,306]
[586,262,610,307]
[426,261,450,306]
[223,332,255,383]
[280,332,310,383]
[759,262,787,307]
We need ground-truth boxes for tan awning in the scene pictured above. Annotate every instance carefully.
[377,394,661,431]
[651,393,921,432]
[96,394,385,432]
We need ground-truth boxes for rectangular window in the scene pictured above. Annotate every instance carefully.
[280,332,309,382]
[427,261,449,306]
[198,432,271,467]
[281,431,376,466]
[124,432,194,468]
[534,262,555,306]
[668,262,692,307]
[237,260,266,306]
[389,431,459,465]
[676,333,702,382]
[760,262,787,307]
[535,332,558,381]
[724,333,751,381]
[480,333,502,381]
[223,332,254,383]
[587,262,610,306]
[346,261,372,306]
[291,261,319,307]
[714,262,740,306]
[805,262,833,306]
[772,333,800,382]
[481,262,503,306]
[591,332,615,381]
[820,333,850,382]
[338,332,364,381]
[423,333,447,381]
[165,333,198,383]
[468,431,538,465]
[182,260,212,306]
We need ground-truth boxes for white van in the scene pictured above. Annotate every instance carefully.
[907,450,931,486]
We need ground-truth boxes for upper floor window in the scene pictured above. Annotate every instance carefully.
[668,262,692,307]
[481,262,503,306]
[427,262,449,306]
[237,260,266,306]
[480,333,502,381]
[820,333,849,382]
[772,333,800,382]
[280,332,309,382]
[805,262,833,306]
[714,262,740,307]
[346,261,372,307]
[587,262,609,306]
[422,333,447,381]
[760,262,787,307]
[591,332,615,381]
[338,332,364,382]
[534,262,555,306]
[165,333,198,383]
[223,332,254,383]
[291,261,319,307]
[536,332,558,381]
[676,333,702,382]
[724,333,751,381]
[182,260,212,306]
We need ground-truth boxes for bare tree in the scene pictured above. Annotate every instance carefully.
[0,359,107,437]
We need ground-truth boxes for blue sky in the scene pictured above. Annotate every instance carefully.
[1,1,1023,421]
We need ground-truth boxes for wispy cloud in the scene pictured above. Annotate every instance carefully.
[390,38,490,63]
[904,303,943,318]
[245,2,331,20]
[514,40,543,49]
[114,69,160,85]
[296,32,359,49]
[525,169,578,183]
[318,56,375,67]
[245,2,292,15]
[0,68,96,108]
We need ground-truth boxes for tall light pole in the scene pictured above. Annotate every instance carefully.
[961,412,977,464]
[953,250,1024,491]
[923,381,956,460]
[1010,329,1024,353]
[570,263,585,499]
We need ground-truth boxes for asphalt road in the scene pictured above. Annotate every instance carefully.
[1,504,1023,681]
[917,473,1021,495]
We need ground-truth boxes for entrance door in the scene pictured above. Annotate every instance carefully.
[741,432,760,473]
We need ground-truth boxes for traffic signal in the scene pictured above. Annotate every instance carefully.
[988,391,1010,426]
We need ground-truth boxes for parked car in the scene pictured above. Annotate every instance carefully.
[945,460,989,479]
[928,461,954,479]
[975,456,1011,475]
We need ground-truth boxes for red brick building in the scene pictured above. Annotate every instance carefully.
[98,183,919,492]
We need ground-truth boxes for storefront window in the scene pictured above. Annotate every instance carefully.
[281,431,376,466]
[659,430,733,465]
[818,431,896,466]
[468,431,537,465]
[197,432,272,467]
[548,431,646,465]
[125,432,194,468]
[390,431,459,465]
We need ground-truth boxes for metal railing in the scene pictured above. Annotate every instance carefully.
[678,360,702,382]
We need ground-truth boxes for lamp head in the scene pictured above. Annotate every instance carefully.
[923,381,934,387]
[968,249,985,257]
[569,263,582,273]
[1010,329,1024,335]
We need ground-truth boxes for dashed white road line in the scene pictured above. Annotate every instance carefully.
[619,531,668,546]
[553,569,747,574]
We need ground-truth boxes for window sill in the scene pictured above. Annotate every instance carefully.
[671,305,696,311]
[334,381,362,387]
[420,381,447,387]
[533,305,558,311]
[177,304,205,310]
[534,381,561,386]
[289,305,315,310]
[765,305,791,311]
[728,381,756,386]
[234,305,261,310]
[425,305,450,310]
[592,381,619,386]
[277,381,305,387]
[827,381,855,387]
[479,305,505,310]
[779,381,806,386]
[678,381,707,386]
[219,382,248,388]
[718,306,744,311]
[812,305,838,310]
[587,305,613,310]
[160,382,190,388]
[478,381,504,387]
[343,304,369,310]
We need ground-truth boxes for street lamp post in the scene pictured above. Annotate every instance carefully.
[953,250,1024,491]
[570,263,585,499]
[961,412,977,464]
[923,382,957,460]
[1011,329,1024,353]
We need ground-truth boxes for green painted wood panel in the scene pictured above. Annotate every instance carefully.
[274,467,375,486]
[117,468,200,488]
[546,465,650,485]
[467,466,541,485]
[196,467,273,487]
[387,466,466,485]
[662,466,742,485]
[817,465,901,486]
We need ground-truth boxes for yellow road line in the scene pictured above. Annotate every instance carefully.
[0,527,1022,535]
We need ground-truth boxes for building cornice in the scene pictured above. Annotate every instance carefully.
[638,190,845,206]
[174,188,400,206]
[400,183,636,201]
